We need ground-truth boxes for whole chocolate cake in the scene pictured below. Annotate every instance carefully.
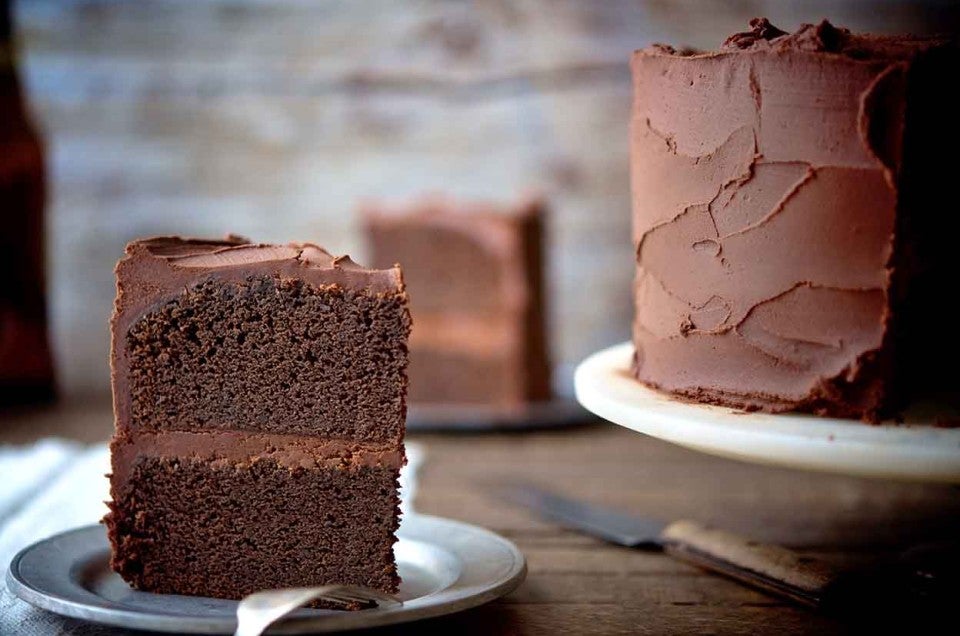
[631,19,959,421]
[363,196,551,406]
[105,237,409,602]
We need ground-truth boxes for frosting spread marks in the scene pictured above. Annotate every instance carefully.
[113,236,405,335]
[629,18,942,416]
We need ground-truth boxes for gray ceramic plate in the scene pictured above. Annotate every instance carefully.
[6,514,526,634]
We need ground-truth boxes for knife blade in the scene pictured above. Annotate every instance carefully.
[498,482,841,609]
[500,483,667,548]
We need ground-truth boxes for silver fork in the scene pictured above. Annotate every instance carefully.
[234,585,402,636]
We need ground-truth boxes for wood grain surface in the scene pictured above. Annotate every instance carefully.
[4,400,959,634]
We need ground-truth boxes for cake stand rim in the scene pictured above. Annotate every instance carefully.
[574,341,960,484]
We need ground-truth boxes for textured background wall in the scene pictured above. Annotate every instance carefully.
[13,0,958,397]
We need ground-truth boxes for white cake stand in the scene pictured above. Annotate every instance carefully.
[574,342,960,483]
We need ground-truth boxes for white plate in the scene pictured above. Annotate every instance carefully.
[6,514,526,634]
[574,342,960,483]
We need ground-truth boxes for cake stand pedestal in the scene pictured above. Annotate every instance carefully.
[574,342,960,484]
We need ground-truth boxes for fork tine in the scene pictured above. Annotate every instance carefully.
[350,585,401,603]
[328,589,370,600]
[234,584,402,636]
[312,594,356,608]
[320,596,366,607]
[321,591,376,605]
[322,593,362,602]
[329,585,400,604]
[322,589,400,608]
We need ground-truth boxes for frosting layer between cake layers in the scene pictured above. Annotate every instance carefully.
[111,432,405,483]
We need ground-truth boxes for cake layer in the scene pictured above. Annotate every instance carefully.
[409,312,519,355]
[408,348,525,405]
[630,19,954,421]
[106,455,401,599]
[113,248,410,441]
[405,313,532,404]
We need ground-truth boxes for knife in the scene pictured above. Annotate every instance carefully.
[498,483,956,614]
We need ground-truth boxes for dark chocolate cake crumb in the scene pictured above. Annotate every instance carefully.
[125,276,409,441]
[107,457,401,598]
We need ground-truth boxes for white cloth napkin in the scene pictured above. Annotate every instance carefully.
[0,439,423,635]
[0,440,114,634]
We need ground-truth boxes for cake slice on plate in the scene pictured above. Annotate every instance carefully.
[362,195,551,406]
[105,236,409,602]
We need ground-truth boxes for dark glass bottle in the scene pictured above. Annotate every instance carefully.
[1,0,55,405]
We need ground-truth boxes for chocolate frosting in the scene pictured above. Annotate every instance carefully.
[113,236,404,335]
[720,17,947,57]
[111,431,404,486]
[722,17,788,50]
[359,194,542,312]
[630,19,951,416]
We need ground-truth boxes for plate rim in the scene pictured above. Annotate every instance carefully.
[6,514,526,634]
[574,341,960,483]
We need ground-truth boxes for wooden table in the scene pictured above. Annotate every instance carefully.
[4,400,960,634]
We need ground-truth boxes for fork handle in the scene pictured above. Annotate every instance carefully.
[661,520,842,608]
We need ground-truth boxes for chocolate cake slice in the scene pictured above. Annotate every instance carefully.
[105,237,409,602]
[630,19,959,422]
[362,196,550,406]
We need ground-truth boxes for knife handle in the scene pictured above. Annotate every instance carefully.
[661,520,842,608]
